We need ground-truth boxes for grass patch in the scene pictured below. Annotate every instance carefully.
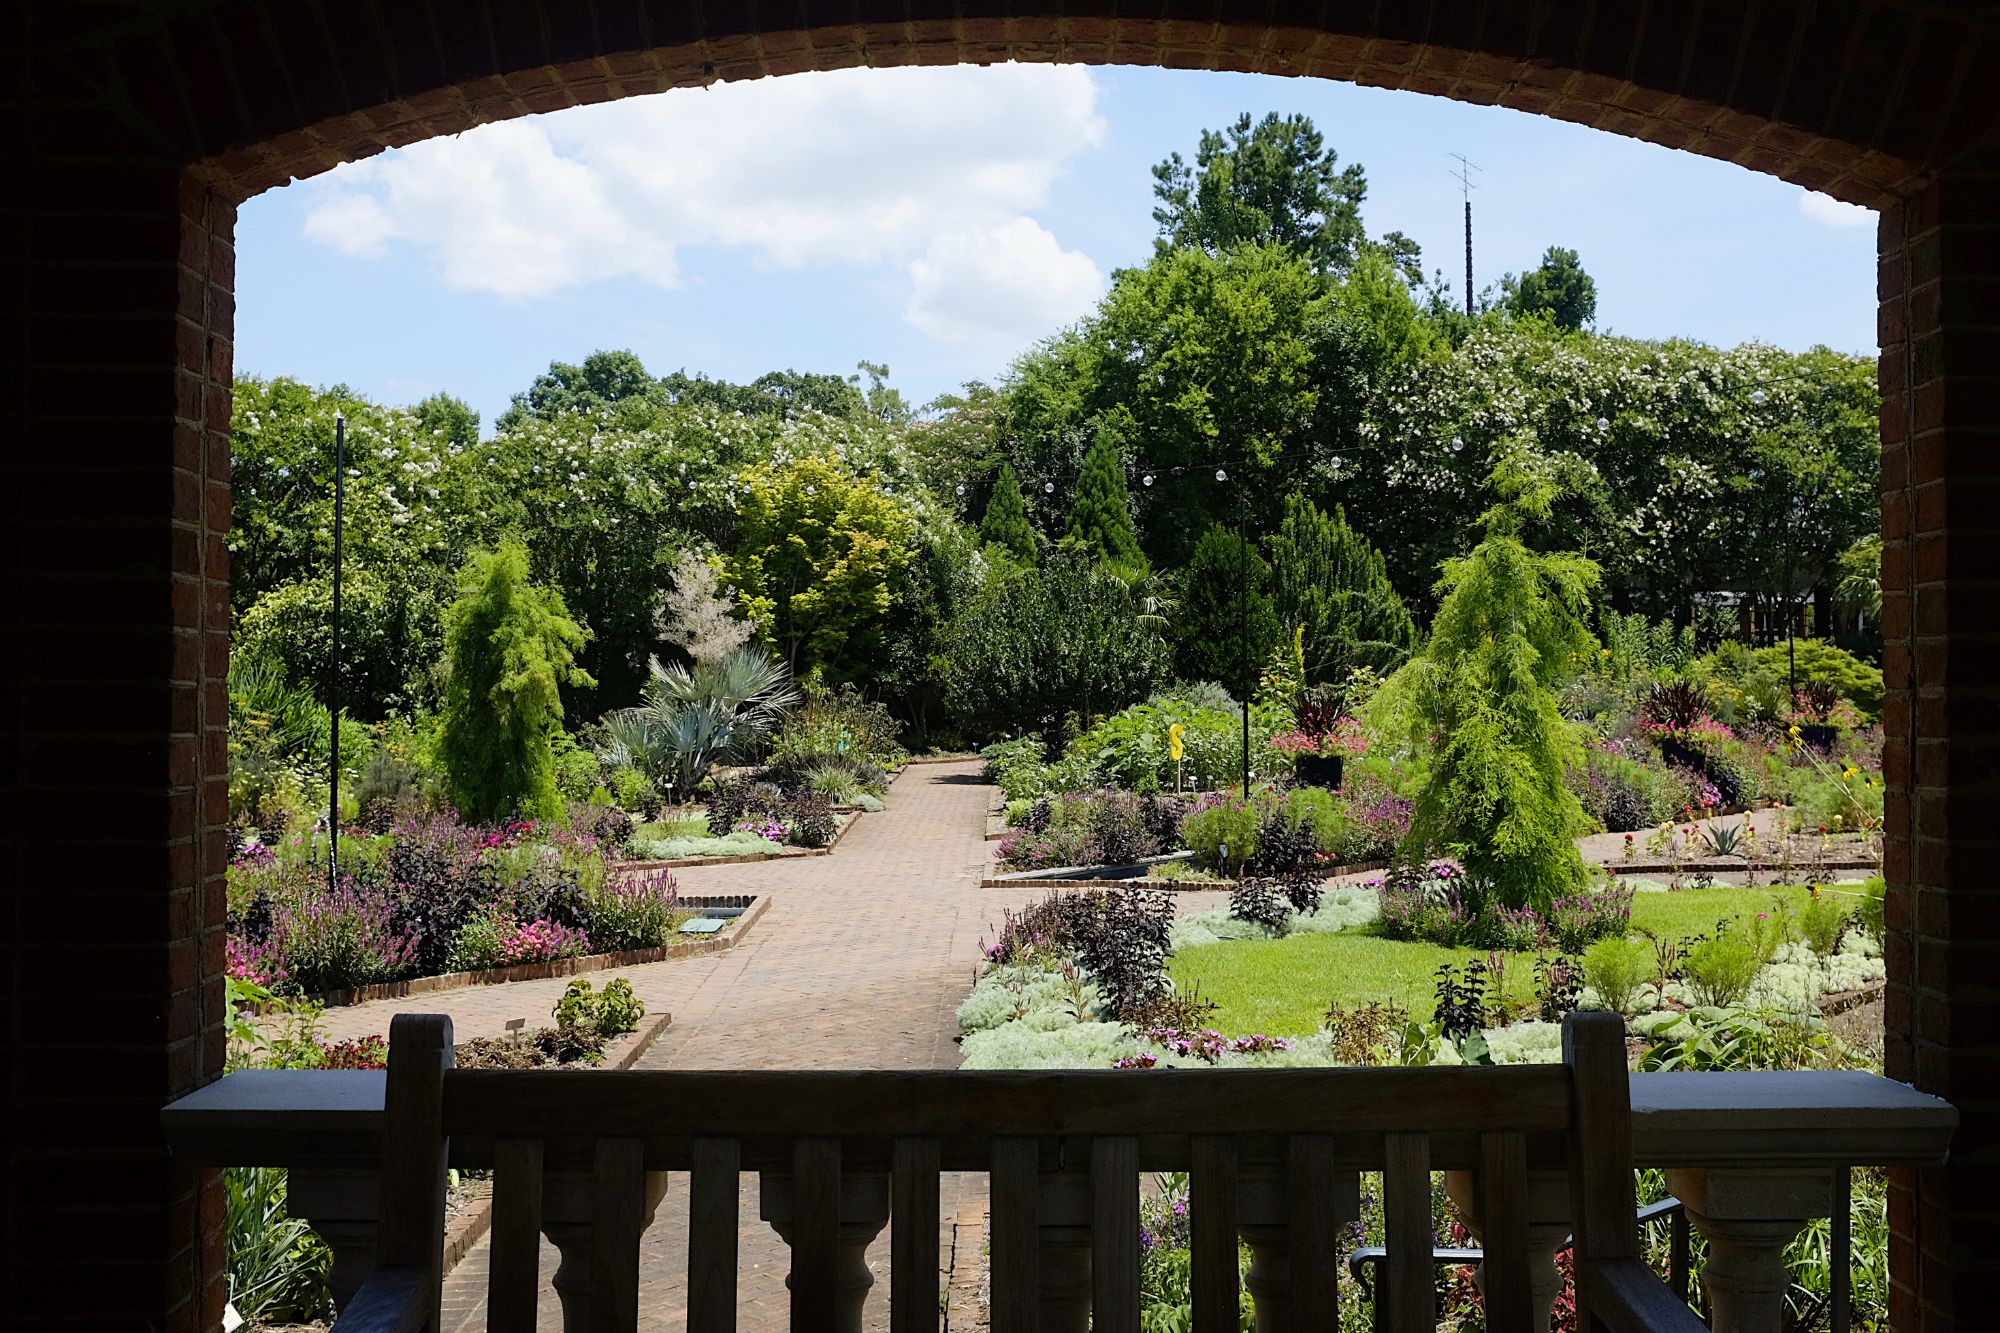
[634,815,708,842]
[1167,884,1827,1037]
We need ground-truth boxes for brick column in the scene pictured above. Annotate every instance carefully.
[1878,156,2000,1333]
[1,121,237,1331]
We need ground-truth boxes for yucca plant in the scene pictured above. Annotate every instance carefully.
[603,647,800,793]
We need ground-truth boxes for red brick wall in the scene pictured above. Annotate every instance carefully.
[3,130,234,1333]
[6,4,1999,1330]
[1879,156,2000,1333]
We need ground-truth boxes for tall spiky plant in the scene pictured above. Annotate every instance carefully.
[605,646,801,793]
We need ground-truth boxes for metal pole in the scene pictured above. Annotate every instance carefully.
[329,411,345,894]
[1239,485,1250,795]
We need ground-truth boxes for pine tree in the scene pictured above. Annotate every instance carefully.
[1064,423,1146,573]
[979,463,1038,563]
[1268,496,1417,682]
[1175,523,1282,693]
[437,540,594,823]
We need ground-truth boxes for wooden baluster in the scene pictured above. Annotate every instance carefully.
[688,1138,741,1333]
[1090,1137,1140,1333]
[1383,1132,1435,1333]
[487,1137,545,1333]
[892,1137,942,1333]
[1287,1134,1341,1332]
[378,1013,453,1333]
[1563,1012,1638,1333]
[1190,1135,1240,1333]
[1478,1132,1532,1333]
[589,1137,647,1333]
[990,1138,1042,1333]
[790,1138,842,1330]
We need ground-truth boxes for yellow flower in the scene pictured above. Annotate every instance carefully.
[1788,725,1802,738]
[1809,884,1822,899]
[1842,766,1858,780]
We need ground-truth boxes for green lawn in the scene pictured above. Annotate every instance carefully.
[634,815,709,842]
[1167,884,1824,1036]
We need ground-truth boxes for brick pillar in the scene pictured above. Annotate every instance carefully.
[0,136,236,1330]
[1878,157,2000,1333]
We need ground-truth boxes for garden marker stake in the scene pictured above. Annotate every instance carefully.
[329,410,345,896]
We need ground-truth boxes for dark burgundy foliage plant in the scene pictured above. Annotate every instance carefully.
[1229,878,1294,932]
[1432,960,1489,1040]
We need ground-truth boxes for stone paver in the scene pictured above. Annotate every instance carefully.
[313,760,1022,1331]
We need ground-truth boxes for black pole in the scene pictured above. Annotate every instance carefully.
[329,412,345,893]
[1463,199,1474,316]
[1238,483,1250,795]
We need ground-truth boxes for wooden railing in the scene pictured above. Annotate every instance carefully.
[162,1028,1958,1333]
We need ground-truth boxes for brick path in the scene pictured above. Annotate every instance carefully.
[312,760,1016,1331]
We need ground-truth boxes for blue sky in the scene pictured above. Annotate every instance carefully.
[236,64,1878,435]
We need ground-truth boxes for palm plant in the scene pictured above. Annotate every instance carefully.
[601,647,800,794]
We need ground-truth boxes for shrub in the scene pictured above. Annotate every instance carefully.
[1683,930,1763,1008]
[1798,889,1848,961]
[225,1167,332,1326]
[595,977,645,1036]
[588,868,684,951]
[1373,860,1486,945]
[1180,797,1264,873]
[1543,885,1635,954]
[272,875,420,994]
[445,905,508,973]
[1228,879,1294,933]
[566,800,633,852]
[1582,936,1653,1015]
[980,735,1050,801]
[784,793,840,848]
[608,766,656,811]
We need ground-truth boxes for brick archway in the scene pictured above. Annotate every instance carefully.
[7,4,1996,1329]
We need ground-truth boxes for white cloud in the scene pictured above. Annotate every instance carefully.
[906,219,1104,344]
[1798,191,1874,228]
[299,64,1107,330]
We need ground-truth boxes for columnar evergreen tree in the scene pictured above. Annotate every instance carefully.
[1175,523,1282,694]
[1378,490,1599,910]
[1064,423,1145,573]
[437,540,594,823]
[979,462,1038,563]
[1267,496,1417,682]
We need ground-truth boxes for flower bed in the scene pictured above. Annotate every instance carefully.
[226,813,729,998]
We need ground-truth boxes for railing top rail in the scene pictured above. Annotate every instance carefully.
[161,1067,1959,1174]
[436,1066,1573,1139]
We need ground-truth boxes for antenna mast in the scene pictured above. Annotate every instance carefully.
[1450,153,1482,316]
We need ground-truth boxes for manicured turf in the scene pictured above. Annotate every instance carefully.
[1167,883,1834,1037]
[634,815,709,841]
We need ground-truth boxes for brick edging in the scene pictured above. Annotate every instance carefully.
[1606,858,1882,876]
[979,859,1390,890]
[440,1008,675,1275]
[299,895,768,1009]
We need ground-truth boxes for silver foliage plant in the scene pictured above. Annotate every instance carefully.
[655,550,756,665]
[600,646,801,795]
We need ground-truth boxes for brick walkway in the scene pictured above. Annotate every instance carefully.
[313,760,1017,1331]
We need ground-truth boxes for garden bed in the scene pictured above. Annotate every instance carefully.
[618,808,864,869]
[295,895,765,1008]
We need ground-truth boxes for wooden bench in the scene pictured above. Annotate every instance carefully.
[336,1009,1705,1333]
